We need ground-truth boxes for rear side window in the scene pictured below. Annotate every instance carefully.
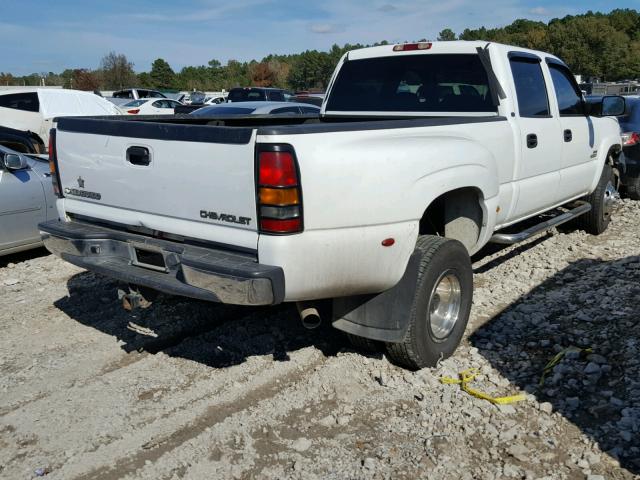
[0,92,39,112]
[326,54,495,113]
[510,58,550,117]
[114,90,133,99]
[548,64,584,115]
[268,91,285,101]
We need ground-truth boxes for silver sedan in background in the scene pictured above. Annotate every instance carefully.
[189,101,320,117]
[0,146,56,256]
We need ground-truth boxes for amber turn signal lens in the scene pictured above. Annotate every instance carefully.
[259,187,299,205]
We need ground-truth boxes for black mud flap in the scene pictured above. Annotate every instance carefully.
[331,251,421,343]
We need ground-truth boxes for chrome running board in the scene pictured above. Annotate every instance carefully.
[490,201,592,245]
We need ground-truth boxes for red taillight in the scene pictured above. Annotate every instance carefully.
[127,109,140,114]
[48,129,63,198]
[260,218,302,233]
[259,151,298,186]
[257,148,302,234]
[393,42,432,52]
[622,132,640,146]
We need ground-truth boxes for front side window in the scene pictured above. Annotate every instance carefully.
[0,92,39,112]
[549,64,584,115]
[509,58,550,117]
[326,54,495,113]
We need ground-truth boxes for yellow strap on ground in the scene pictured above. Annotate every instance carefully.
[440,368,526,405]
[539,347,593,386]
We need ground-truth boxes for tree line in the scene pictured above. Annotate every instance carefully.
[1,9,638,93]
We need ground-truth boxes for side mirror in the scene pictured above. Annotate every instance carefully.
[3,153,28,170]
[601,96,625,116]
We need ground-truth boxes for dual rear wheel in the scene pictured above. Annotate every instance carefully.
[349,235,473,370]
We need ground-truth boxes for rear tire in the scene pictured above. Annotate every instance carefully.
[347,334,385,353]
[385,235,473,370]
[575,164,616,235]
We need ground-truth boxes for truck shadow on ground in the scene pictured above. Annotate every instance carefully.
[470,255,640,475]
[0,247,49,268]
[50,233,544,369]
[54,271,352,369]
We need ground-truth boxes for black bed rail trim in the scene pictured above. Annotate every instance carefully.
[257,116,507,135]
[56,117,253,145]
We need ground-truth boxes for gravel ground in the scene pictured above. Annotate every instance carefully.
[1,201,639,480]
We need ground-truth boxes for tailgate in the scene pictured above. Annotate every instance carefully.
[55,117,259,249]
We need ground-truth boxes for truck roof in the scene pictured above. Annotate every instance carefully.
[346,40,564,65]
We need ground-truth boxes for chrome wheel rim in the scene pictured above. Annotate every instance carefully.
[428,270,462,340]
[603,181,619,220]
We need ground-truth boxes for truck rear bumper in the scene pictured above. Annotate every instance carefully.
[38,219,284,306]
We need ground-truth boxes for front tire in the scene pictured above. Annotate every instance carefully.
[575,164,616,235]
[385,235,473,370]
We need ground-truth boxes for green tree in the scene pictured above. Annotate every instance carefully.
[72,69,100,91]
[437,28,457,41]
[100,52,136,90]
[150,58,175,89]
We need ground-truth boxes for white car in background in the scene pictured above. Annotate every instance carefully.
[121,99,183,115]
[0,88,121,150]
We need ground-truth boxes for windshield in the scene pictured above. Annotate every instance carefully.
[326,54,496,114]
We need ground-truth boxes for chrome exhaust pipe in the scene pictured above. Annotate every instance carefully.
[297,302,322,329]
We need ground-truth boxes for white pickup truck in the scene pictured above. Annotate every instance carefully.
[40,41,625,369]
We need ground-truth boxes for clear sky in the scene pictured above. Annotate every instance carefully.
[0,0,636,75]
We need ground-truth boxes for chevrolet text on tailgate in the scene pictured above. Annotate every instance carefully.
[41,41,624,369]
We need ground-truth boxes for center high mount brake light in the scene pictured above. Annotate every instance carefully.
[393,42,432,52]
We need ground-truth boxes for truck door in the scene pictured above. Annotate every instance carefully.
[546,61,595,197]
[0,160,46,250]
[508,53,563,220]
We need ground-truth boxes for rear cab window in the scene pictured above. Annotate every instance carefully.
[0,92,40,112]
[325,54,496,114]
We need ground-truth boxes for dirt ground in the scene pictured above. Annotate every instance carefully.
[1,201,639,480]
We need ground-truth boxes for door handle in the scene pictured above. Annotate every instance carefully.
[126,146,151,166]
[564,129,572,142]
[526,134,538,149]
